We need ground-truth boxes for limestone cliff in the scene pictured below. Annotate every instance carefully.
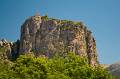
[0,39,12,59]
[0,39,20,60]
[19,15,98,66]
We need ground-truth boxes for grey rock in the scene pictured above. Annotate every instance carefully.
[19,15,99,66]
[107,62,120,78]
[0,39,12,59]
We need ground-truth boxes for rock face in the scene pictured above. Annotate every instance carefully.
[0,39,20,60]
[20,15,98,66]
[0,39,12,59]
[107,62,120,78]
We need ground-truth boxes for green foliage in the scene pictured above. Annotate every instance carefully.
[0,59,16,79]
[60,20,84,31]
[0,47,6,54]
[12,55,48,79]
[60,20,82,26]
[0,47,7,59]
[61,20,70,24]
[0,52,116,79]
[41,14,49,21]
[74,22,83,26]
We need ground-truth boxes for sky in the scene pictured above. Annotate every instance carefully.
[0,0,120,64]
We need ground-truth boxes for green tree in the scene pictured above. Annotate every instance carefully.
[12,55,48,79]
[0,52,116,79]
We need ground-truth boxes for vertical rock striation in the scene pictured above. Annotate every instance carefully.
[19,15,99,66]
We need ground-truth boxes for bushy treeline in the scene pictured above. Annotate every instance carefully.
[0,52,116,79]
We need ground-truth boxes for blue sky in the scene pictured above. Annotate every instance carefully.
[0,0,120,64]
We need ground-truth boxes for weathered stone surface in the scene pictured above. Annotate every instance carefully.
[0,39,12,59]
[19,15,99,66]
[0,39,20,60]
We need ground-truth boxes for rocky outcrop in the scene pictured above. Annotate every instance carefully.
[107,62,120,78]
[0,39,12,59]
[0,39,20,60]
[19,15,99,66]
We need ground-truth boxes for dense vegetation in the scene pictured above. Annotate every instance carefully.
[0,51,116,79]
